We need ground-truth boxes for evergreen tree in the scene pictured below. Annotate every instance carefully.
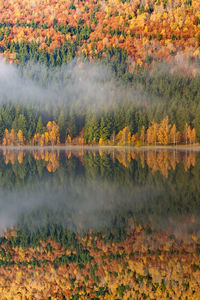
[67,111,78,138]
[58,111,67,143]
[12,114,27,137]
[100,115,113,141]
[100,117,109,142]
[36,116,45,134]
[193,104,200,141]
[84,114,100,143]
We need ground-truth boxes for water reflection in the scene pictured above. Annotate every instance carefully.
[0,148,199,239]
[1,148,198,176]
[0,148,200,298]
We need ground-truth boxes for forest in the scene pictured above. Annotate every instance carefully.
[1,1,200,297]
[0,0,200,65]
[0,0,199,146]
[0,62,200,146]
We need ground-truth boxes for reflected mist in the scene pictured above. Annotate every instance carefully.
[0,148,200,239]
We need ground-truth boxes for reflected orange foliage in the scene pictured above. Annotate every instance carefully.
[32,150,60,172]
[1,148,198,177]
[1,217,200,298]
[3,150,25,165]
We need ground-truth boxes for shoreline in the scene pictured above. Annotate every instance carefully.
[0,144,200,151]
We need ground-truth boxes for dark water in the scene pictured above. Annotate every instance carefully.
[0,148,200,242]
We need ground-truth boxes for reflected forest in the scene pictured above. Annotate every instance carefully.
[0,149,200,298]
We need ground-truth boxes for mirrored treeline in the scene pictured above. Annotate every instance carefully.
[0,148,200,244]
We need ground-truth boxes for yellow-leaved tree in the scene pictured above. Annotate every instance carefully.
[17,129,24,146]
[157,116,171,145]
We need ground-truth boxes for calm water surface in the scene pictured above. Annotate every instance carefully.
[0,148,199,240]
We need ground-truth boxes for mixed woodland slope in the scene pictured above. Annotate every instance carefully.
[0,1,200,146]
[0,0,200,66]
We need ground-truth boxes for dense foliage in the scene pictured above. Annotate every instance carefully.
[1,225,200,299]
[0,60,200,145]
[0,1,199,145]
[1,1,200,296]
[0,0,200,65]
[0,149,200,298]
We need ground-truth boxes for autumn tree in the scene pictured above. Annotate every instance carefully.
[184,123,190,145]
[169,124,177,145]
[2,129,9,146]
[116,126,130,145]
[65,134,72,145]
[147,121,159,145]
[46,121,60,145]
[190,128,197,144]
[3,129,16,146]
[157,116,171,145]
[17,129,24,146]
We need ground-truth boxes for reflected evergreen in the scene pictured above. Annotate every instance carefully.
[0,149,199,246]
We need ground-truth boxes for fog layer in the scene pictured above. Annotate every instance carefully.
[0,59,150,111]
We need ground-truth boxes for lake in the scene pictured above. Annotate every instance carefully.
[0,148,200,298]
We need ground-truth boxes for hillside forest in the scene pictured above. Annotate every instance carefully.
[0,1,199,146]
